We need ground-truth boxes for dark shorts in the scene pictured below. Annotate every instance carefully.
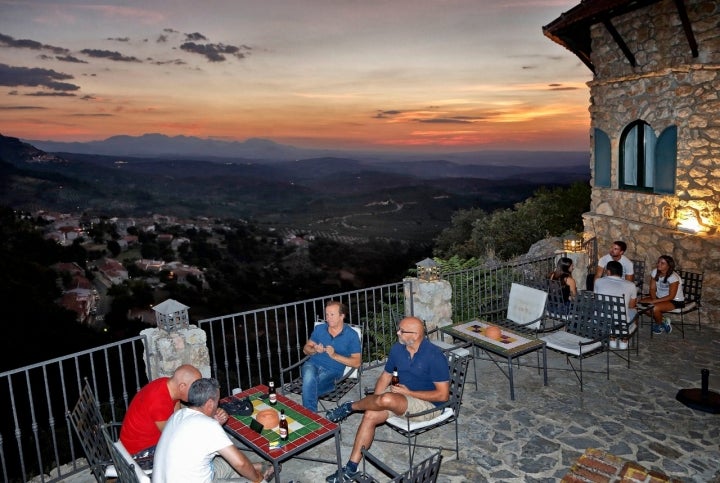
[131,445,155,471]
[671,300,686,309]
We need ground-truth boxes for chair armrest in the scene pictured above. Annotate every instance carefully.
[280,355,310,374]
[403,399,451,420]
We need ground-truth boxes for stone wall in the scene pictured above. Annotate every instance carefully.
[584,0,720,322]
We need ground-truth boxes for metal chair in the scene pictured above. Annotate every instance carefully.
[376,352,471,468]
[539,291,611,391]
[631,259,646,296]
[100,424,151,483]
[595,292,639,368]
[668,269,704,337]
[354,446,443,483]
[67,379,121,482]
[280,320,364,410]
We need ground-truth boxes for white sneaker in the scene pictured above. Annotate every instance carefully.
[609,338,618,349]
[618,339,628,350]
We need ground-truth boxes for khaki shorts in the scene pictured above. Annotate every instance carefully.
[384,389,442,421]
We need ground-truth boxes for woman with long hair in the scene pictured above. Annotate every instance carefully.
[548,257,577,303]
[640,255,685,334]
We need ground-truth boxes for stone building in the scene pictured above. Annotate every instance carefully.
[543,0,720,321]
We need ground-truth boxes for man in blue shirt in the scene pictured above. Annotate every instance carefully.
[324,316,449,483]
[301,301,361,412]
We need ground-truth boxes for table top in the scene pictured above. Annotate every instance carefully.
[440,320,544,356]
[220,385,339,460]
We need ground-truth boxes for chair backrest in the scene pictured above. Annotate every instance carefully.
[101,424,150,483]
[593,292,630,338]
[393,450,443,483]
[632,259,646,294]
[313,321,363,379]
[446,352,471,415]
[566,291,611,340]
[677,270,703,304]
[506,283,548,330]
[68,379,113,482]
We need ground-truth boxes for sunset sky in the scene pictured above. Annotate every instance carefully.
[0,0,592,152]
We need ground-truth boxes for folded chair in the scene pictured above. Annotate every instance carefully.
[376,352,471,469]
[539,291,610,391]
[354,446,443,483]
[280,320,364,410]
[100,424,151,483]
[68,379,121,482]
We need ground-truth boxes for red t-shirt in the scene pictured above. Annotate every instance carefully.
[119,377,175,454]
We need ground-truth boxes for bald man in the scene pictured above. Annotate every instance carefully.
[324,317,449,483]
[119,364,204,469]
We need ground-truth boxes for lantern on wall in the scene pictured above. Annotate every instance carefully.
[563,235,584,253]
[416,258,441,282]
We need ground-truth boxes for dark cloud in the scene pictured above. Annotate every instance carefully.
[374,110,402,118]
[26,91,77,97]
[80,49,141,62]
[108,37,130,42]
[154,59,186,66]
[417,117,473,124]
[70,113,112,117]
[56,55,88,64]
[185,32,208,41]
[548,84,579,91]
[0,105,47,110]
[0,32,69,55]
[180,42,250,62]
[0,63,80,91]
[157,34,168,43]
[80,95,96,100]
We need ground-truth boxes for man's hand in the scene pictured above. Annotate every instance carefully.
[388,383,409,395]
[214,407,229,425]
[325,345,335,357]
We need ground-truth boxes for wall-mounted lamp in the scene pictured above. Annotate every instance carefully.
[563,235,584,253]
[676,207,706,234]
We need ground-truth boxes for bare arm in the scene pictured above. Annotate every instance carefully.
[217,445,265,483]
[594,265,604,281]
[391,380,450,404]
[625,273,634,282]
[374,371,392,394]
[325,349,361,368]
[566,277,577,298]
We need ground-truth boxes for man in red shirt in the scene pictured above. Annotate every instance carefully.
[119,364,202,468]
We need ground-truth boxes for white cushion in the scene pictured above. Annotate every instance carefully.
[507,283,548,330]
[113,439,152,483]
[669,301,696,313]
[104,464,117,479]
[540,331,603,356]
[386,407,454,431]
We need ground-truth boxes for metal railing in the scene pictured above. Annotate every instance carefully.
[0,254,560,482]
[0,336,150,483]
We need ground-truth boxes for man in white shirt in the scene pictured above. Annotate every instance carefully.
[594,260,638,349]
[152,378,273,483]
[594,241,634,283]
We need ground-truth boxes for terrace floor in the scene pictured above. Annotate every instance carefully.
[58,316,720,483]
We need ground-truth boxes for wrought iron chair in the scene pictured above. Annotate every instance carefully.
[539,291,611,391]
[280,320,364,410]
[354,446,443,483]
[67,379,121,482]
[668,269,704,337]
[100,424,151,483]
[631,259,646,296]
[376,352,471,468]
[480,282,563,335]
[595,292,639,368]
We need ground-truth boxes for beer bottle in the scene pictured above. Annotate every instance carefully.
[391,367,400,386]
[279,409,288,441]
[268,381,277,405]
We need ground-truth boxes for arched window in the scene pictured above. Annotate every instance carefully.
[619,120,656,191]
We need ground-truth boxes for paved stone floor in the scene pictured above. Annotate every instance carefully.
[58,316,720,482]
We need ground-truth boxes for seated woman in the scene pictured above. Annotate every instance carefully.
[640,255,684,334]
[548,257,577,313]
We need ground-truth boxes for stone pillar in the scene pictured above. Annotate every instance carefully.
[141,325,211,380]
[403,277,453,332]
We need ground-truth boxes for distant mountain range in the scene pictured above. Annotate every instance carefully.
[1,133,590,242]
[24,133,589,168]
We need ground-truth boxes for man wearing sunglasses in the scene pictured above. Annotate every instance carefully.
[324,316,449,483]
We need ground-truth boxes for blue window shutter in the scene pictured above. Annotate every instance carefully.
[594,128,611,187]
[654,125,677,194]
